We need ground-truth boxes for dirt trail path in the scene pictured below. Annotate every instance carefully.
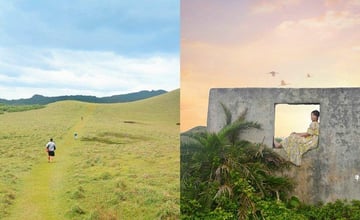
[5,105,95,220]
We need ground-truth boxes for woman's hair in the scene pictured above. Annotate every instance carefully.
[311,110,320,118]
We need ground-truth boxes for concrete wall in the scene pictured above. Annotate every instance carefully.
[207,88,360,204]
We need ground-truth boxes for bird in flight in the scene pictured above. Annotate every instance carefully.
[267,71,279,77]
[280,80,290,86]
[307,73,311,78]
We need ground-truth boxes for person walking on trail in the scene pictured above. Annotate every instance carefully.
[46,138,56,163]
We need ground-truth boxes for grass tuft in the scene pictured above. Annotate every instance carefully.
[69,204,86,215]
[71,190,85,200]
[81,136,124,145]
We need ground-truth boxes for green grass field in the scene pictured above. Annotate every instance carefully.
[0,89,179,219]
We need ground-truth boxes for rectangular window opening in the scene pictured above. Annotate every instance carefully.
[274,103,320,141]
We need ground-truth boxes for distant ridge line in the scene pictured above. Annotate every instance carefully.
[0,90,167,105]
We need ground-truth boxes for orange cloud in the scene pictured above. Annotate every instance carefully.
[324,0,360,9]
[251,0,300,14]
[352,46,360,51]
[277,10,360,31]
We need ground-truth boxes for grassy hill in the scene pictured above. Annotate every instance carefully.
[0,89,167,105]
[0,89,179,219]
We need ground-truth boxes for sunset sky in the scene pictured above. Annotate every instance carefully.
[181,0,360,133]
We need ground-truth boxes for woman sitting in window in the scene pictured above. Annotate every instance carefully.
[274,110,320,166]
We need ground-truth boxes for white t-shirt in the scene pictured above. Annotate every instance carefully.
[46,141,56,151]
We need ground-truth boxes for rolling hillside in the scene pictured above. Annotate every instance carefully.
[0,89,179,219]
[0,89,167,105]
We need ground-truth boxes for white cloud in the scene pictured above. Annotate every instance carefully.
[0,47,179,99]
[274,10,360,42]
[352,46,360,51]
[277,10,360,31]
[251,0,300,14]
[348,0,360,6]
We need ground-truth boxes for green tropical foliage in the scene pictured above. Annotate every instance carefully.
[0,104,44,114]
[180,103,294,219]
[181,103,360,219]
[296,200,360,220]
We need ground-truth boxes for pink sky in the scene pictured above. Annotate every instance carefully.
[181,0,360,132]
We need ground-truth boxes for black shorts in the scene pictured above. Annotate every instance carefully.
[48,151,55,156]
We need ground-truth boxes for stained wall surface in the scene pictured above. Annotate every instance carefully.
[207,88,360,203]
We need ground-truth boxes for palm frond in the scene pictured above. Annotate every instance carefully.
[236,107,248,122]
[264,176,294,191]
[263,175,294,200]
[215,164,230,183]
[238,193,256,220]
[220,102,232,125]
[238,162,268,198]
[214,184,233,199]
[219,120,261,145]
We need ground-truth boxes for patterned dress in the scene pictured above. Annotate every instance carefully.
[281,121,319,166]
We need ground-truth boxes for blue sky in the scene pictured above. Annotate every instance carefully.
[0,0,179,99]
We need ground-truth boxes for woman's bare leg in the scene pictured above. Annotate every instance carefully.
[273,139,282,148]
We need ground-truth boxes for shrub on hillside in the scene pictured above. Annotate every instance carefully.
[0,104,44,113]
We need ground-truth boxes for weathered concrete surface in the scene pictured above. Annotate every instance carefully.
[207,88,360,204]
